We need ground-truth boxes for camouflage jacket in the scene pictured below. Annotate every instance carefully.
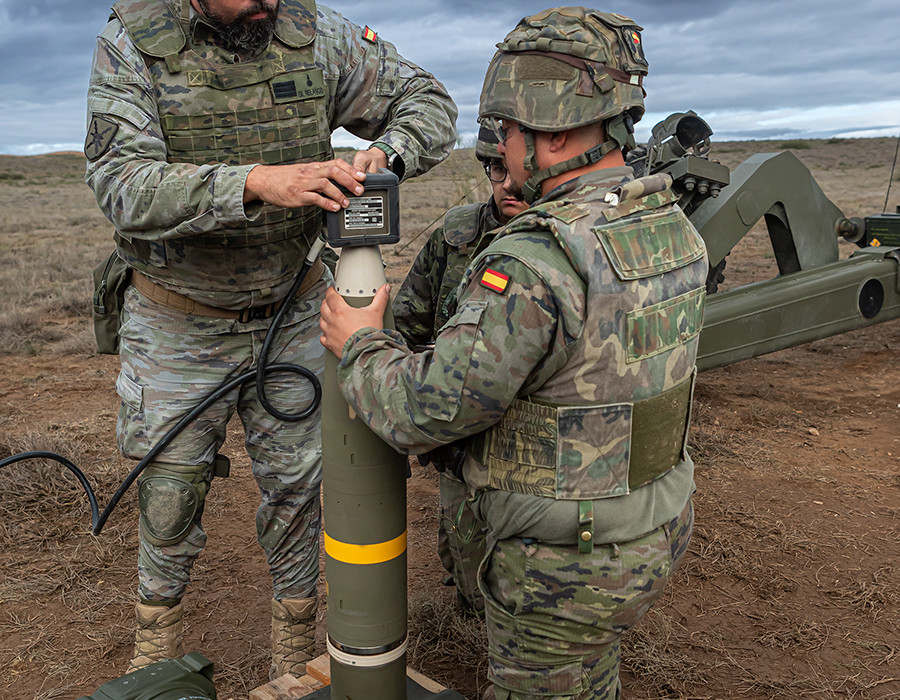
[85,0,457,308]
[392,198,503,346]
[337,167,708,542]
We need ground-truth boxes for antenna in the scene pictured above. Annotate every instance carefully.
[884,131,900,214]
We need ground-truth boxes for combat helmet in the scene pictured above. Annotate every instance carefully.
[474,124,501,163]
[479,7,648,202]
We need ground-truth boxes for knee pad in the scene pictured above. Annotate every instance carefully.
[138,462,211,547]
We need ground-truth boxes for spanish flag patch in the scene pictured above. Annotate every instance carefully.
[362,26,378,43]
[480,268,510,294]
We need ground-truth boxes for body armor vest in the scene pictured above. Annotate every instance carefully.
[433,202,501,333]
[112,0,331,294]
[468,173,708,501]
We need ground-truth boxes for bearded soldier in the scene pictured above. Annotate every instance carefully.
[84,0,456,678]
[320,7,707,698]
[392,124,527,617]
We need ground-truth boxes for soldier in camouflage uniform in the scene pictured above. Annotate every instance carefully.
[320,7,707,698]
[392,125,527,616]
[83,0,456,678]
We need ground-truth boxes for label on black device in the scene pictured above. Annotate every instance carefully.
[345,196,385,229]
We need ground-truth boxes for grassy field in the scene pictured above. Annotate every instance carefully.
[0,137,896,356]
[0,137,898,699]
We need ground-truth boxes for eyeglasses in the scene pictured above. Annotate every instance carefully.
[483,161,507,183]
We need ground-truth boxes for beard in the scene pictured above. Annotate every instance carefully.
[197,0,279,54]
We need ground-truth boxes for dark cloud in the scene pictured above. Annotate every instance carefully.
[1,0,898,153]
[0,2,109,99]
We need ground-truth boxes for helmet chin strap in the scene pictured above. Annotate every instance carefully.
[519,113,638,204]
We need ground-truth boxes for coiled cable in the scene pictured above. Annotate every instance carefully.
[0,238,326,536]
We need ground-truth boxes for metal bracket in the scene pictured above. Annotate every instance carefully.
[886,249,900,293]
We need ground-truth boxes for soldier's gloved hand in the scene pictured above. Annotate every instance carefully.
[421,444,465,480]
[625,144,649,178]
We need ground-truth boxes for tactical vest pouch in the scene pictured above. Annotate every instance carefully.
[595,198,705,281]
[471,374,694,500]
[92,251,132,355]
[626,287,705,362]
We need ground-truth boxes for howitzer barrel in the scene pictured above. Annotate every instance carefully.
[322,246,409,699]
[698,248,900,370]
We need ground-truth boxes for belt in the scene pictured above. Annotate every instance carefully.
[131,258,325,322]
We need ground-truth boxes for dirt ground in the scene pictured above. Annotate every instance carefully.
[0,141,899,699]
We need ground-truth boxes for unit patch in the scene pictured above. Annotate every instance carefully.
[480,268,510,294]
[270,69,326,103]
[85,115,118,162]
[362,26,378,43]
[625,27,646,64]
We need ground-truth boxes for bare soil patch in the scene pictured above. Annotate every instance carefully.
[1,141,898,699]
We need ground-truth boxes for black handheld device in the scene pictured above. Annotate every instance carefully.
[325,169,400,247]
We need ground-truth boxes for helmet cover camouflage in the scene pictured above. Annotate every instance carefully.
[478,7,648,132]
[475,124,501,161]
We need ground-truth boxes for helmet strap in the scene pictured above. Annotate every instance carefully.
[519,127,620,204]
[607,112,637,154]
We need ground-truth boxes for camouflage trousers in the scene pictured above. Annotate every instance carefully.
[117,273,330,603]
[438,471,486,614]
[480,500,693,699]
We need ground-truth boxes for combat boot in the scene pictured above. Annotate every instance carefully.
[127,600,184,673]
[270,596,318,679]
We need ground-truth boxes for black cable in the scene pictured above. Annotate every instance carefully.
[0,248,324,536]
[255,255,322,422]
[0,451,100,526]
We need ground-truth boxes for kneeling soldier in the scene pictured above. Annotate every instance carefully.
[320,7,707,698]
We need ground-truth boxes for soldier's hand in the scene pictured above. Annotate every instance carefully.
[319,284,391,356]
[244,159,367,211]
[352,146,389,173]
[421,444,465,479]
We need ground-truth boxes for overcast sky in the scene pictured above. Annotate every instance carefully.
[1,0,898,155]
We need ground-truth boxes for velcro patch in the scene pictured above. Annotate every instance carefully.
[84,115,118,162]
[362,26,378,43]
[480,268,510,294]
[626,28,646,63]
[270,69,326,103]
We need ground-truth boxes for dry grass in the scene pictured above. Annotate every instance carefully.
[0,308,67,355]
[822,566,898,618]
[1,138,897,355]
[621,604,716,698]
[1,140,898,698]
[0,429,129,526]
[387,148,493,277]
[0,422,136,692]
[407,590,490,699]
[0,154,110,357]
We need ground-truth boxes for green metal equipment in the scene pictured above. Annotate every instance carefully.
[77,653,216,700]
[629,111,900,370]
